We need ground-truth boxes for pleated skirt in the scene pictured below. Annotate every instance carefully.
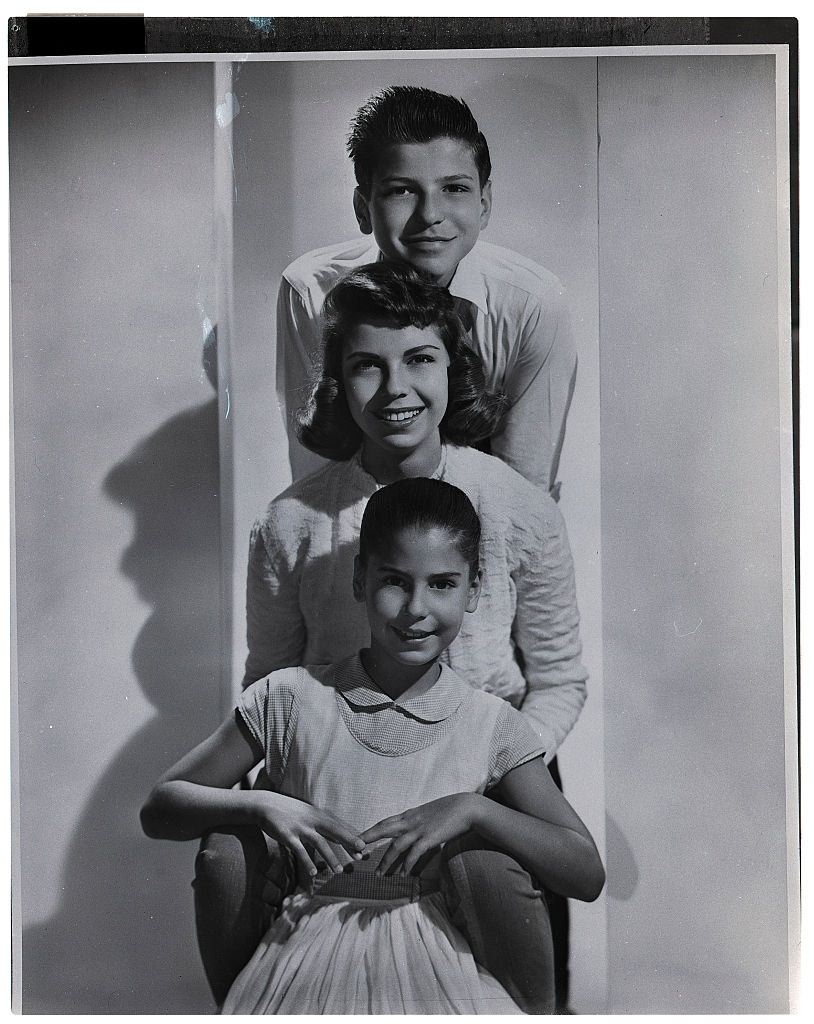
[221,889,522,1015]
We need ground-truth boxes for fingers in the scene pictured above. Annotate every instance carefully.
[309,833,346,874]
[318,814,367,856]
[329,841,358,870]
[287,837,318,878]
[376,826,441,877]
[401,838,434,877]
[309,808,367,873]
[361,814,406,845]
[382,839,438,878]
[377,833,416,876]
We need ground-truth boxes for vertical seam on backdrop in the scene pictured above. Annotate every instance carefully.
[214,61,237,716]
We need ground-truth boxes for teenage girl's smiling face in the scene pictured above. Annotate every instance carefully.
[353,137,492,287]
[342,322,450,462]
[354,526,481,671]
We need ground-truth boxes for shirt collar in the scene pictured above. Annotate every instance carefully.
[368,240,488,318]
[447,245,488,317]
[336,652,468,723]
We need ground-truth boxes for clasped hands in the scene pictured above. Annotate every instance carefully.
[253,789,484,881]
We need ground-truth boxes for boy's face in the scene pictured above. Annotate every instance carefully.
[354,527,481,669]
[353,137,492,288]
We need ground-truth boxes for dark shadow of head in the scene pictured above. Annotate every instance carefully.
[102,328,222,711]
[21,331,224,1013]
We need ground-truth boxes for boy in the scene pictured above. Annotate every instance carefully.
[277,85,577,498]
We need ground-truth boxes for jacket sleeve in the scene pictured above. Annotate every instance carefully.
[489,280,578,497]
[275,278,330,482]
[243,508,307,689]
[511,498,587,761]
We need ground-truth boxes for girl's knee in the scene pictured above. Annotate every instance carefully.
[194,828,268,892]
[444,838,541,903]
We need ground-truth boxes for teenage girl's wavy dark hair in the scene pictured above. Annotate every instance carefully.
[296,262,508,461]
[347,86,492,196]
[359,478,481,580]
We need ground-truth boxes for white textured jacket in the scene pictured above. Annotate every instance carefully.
[244,445,587,761]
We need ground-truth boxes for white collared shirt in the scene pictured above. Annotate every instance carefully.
[276,238,577,493]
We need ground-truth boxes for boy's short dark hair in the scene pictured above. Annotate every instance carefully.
[359,478,481,580]
[296,262,507,461]
[347,85,492,196]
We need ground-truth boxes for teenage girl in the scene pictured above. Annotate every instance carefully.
[143,479,604,1014]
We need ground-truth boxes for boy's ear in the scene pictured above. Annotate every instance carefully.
[352,554,366,602]
[353,188,373,235]
[465,569,482,613]
[479,181,493,232]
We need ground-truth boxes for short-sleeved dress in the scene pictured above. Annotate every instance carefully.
[221,654,546,1015]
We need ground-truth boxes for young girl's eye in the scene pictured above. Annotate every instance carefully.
[409,354,435,365]
[350,359,379,374]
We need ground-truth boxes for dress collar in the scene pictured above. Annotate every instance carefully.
[336,652,468,724]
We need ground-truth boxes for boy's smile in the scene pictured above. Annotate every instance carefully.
[353,137,492,288]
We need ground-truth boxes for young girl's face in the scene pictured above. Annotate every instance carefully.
[353,525,480,670]
[342,322,450,461]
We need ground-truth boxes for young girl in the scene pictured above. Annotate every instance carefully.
[144,479,604,1014]
[197,262,587,1010]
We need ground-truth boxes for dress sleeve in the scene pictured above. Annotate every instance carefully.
[487,702,547,790]
[489,280,577,496]
[243,506,307,688]
[275,278,330,482]
[236,669,302,789]
[511,497,587,762]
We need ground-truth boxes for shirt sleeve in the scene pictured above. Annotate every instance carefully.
[243,507,308,688]
[487,702,547,789]
[489,281,578,496]
[511,498,587,761]
[237,670,302,789]
[275,278,330,482]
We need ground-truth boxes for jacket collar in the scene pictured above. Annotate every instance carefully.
[348,444,448,491]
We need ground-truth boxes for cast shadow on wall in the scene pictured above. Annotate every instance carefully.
[21,331,223,1014]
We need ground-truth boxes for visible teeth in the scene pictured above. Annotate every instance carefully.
[380,409,421,422]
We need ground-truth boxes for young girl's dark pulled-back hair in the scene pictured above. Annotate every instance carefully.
[296,262,507,461]
[359,478,481,580]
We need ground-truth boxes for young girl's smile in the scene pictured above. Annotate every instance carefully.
[342,322,450,473]
[354,526,480,694]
